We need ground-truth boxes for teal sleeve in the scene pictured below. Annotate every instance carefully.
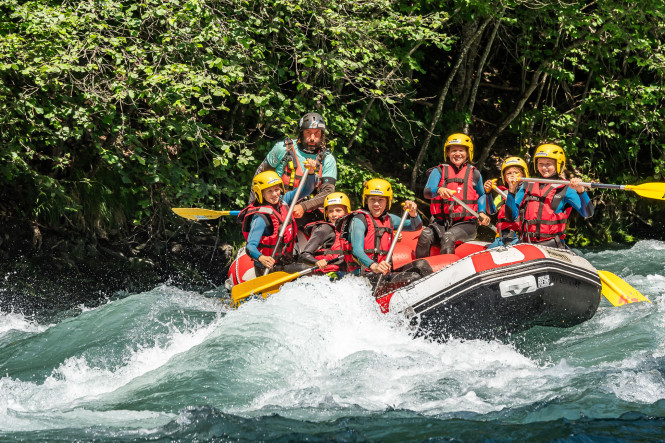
[388,213,422,231]
[561,187,595,217]
[321,154,337,180]
[282,173,316,205]
[265,141,288,175]
[246,216,269,261]
[475,172,487,214]
[506,187,524,221]
[350,217,374,268]
[486,194,499,215]
[424,168,441,199]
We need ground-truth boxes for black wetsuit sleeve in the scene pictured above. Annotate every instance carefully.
[299,224,335,265]
[300,180,336,212]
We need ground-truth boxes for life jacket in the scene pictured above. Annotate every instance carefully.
[519,181,572,243]
[494,185,521,237]
[339,209,394,273]
[280,139,326,191]
[429,163,479,223]
[303,220,344,273]
[238,201,297,260]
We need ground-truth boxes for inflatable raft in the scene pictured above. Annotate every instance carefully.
[378,231,602,340]
[226,229,602,341]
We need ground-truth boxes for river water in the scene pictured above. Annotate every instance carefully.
[2,240,665,441]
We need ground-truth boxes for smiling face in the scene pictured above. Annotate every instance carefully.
[326,205,347,223]
[261,184,283,205]
[447,145,468,167]
[367,196,388,218]
[536,158,557,178]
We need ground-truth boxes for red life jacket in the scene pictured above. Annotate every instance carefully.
[340,210,394,273]
[280,139,325,191]
[429,163,479,223]
[519,182,572,242]
[494,185,521,236]
[303,220,344,273]
[238,201,297,260]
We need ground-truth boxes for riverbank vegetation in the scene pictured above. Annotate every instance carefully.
[1,0,665,298]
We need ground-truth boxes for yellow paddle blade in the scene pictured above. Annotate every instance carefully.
[598,270,652,307]
[626,183,665,200]
[171,208,238,220]
[231,271,300,307]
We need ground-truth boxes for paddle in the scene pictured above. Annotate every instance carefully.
[263,168,310,275]
[372,208,410,298]
[172,208,240,220]
[521,178,665,201]
[231,265,319,307]
[597,270,651,306]
[449,193,498,233]
[231,257,345,306]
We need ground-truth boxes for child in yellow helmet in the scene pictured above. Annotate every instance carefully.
[505,143,594,248]
[416,133,490,258]
[341,179,423,275]
[297,192,351,273]
[239,159,318,273]
[483,156,529,248]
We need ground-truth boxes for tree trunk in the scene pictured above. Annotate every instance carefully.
[453,21,478,112]
[464,11,504,134]
[345,8,461,152]
[475,32,593,169]
[409,16,492,190]
[476,68,547,169]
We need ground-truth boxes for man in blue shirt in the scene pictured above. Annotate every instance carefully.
[250,112,337,228]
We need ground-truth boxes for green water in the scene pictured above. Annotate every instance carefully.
[1,241,665,441]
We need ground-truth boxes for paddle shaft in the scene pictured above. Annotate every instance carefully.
[265,168,310,275]
[449,194,497,234]
[372,210,410,298]
[521,177,623,190]
[491,183,508,199]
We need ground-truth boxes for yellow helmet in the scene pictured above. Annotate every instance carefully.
[323,192,351,220]
[500,156,529,185]
[362,178,393,210]
[533,143,566,174]
[252,171,284,204]
[444,133,474,162]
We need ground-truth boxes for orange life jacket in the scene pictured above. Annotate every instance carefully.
[280,139,326,191]
[494,185,521,236]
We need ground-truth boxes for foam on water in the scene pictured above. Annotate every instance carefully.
[216,277,585,420]
[0,288,227,432]
[1,260,665,437]
[0,311,50,337]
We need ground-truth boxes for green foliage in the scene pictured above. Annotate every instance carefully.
[0,0,444,237]
[1,0,664,246]
[335,158,415,209]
